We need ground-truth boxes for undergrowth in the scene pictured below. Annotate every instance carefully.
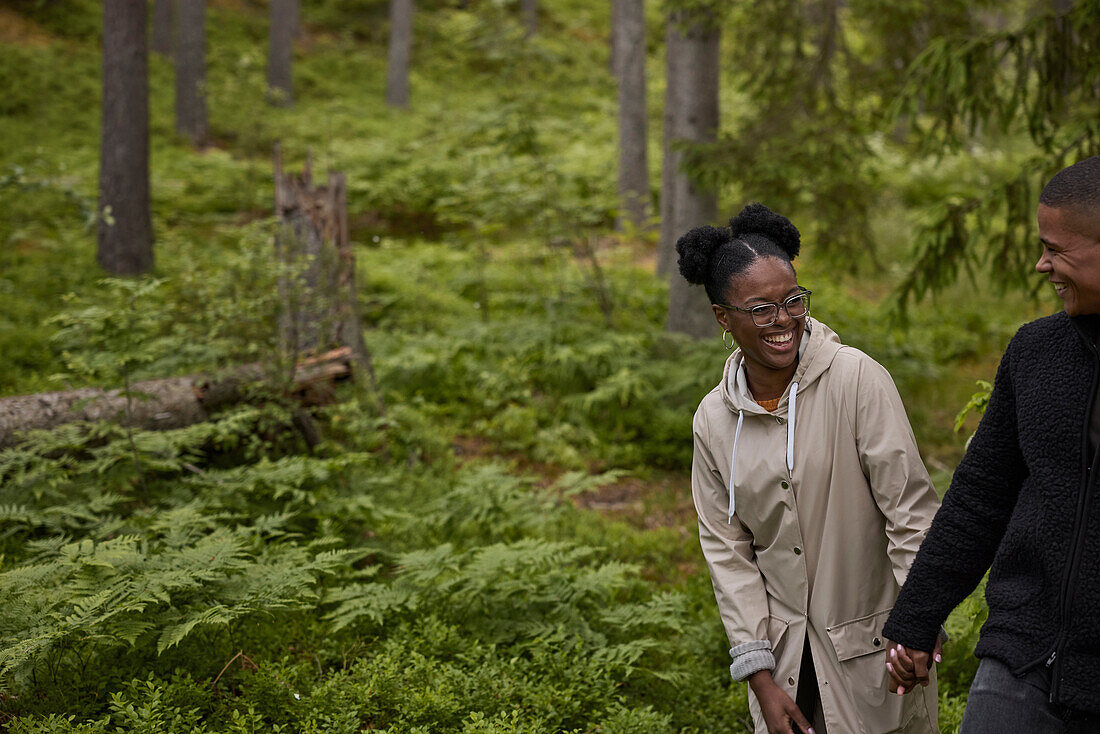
[0,225,994,732]
[0,389,748,732]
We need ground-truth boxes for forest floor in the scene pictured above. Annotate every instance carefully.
[452,433,693,529]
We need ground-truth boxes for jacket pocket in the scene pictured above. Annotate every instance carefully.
[826,608,892,708]
[827,608,929,733]
[767,615,790,659]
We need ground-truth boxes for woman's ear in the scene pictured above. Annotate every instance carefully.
[712,304,730,332]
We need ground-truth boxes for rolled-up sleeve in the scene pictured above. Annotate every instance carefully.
[692,405,774,680]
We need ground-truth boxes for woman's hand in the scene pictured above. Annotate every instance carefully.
[748,670,815,734]
[885,638,942,694]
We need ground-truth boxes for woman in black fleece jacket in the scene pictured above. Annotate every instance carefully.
[883,156,1100,731]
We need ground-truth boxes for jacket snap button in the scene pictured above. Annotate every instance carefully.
[793,546,802,555]
[787,676,796,686]
[873,637,881,646]
[781,480,789,489]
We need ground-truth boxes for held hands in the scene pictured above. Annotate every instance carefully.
[748,670,816,734]
[885,637,943,695]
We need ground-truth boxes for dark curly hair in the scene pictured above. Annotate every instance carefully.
[676,203,801,304]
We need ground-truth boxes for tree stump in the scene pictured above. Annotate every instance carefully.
[272,145,383,409]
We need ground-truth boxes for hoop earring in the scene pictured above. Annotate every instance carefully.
[723,330,735,350]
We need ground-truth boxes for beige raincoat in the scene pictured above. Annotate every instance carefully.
[692,319,941,734]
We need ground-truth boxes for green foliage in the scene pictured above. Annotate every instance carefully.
[2,0,100,40]
[0,267,745,728]
[954,380,992,434]
[0,160,102,395]
[682,0,996,269]
[50,278,170,387]
[891,0,1100,308]
[894,1,1100,153]
[0,410,361,691]
[0,397,740,730]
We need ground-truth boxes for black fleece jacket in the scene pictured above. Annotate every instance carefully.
[883,311,1100,714]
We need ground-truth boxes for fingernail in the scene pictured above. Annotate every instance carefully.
[896,644,902,651]
[886,662,894,672]
[934,654,942,663]
[897,687,905,696]
[808,729,816,734]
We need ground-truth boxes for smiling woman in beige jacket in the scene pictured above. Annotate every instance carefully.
[678,204,941,734]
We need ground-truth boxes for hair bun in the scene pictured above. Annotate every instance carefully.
[676,225,731,285]
[729,203,801,260]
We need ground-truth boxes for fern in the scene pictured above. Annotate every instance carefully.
[0,523,358,681]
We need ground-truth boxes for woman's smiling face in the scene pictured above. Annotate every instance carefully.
[714,257,805,377]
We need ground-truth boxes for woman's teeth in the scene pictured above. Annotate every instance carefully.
[763,332,793,345]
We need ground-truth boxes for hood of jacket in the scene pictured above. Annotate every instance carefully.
[716,318,846,496]
[719,317,845,417]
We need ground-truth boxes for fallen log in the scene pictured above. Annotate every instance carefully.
[0,348,353,449]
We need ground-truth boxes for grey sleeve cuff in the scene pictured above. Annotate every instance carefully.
[729,639,775,681]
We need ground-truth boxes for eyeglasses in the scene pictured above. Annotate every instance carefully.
[717,289,812,328]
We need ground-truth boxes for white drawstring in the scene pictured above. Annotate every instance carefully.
[786,382,798,476]
[728,380,798,522]
[728,410,744,523]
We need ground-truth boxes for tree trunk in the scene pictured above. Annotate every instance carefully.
[152,0,174,56]
[0,349,355,448]
[268,0,295,106]
[1053,0,1075,91]
[522,0,537,38]
[175,0,208,145]
[808,0,841,107]
[609,0,620,75]
[615,0,648,231]
[663,9,720,339]
[386,0,413,108]
[656,19,680,278]
[290,0,302,39]
[98,0,154,275]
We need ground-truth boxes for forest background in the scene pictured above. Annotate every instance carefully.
[0,0,1097,732]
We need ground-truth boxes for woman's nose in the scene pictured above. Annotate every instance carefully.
[775,306,794,327]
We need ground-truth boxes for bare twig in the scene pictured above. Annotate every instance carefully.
[211,649,257,691]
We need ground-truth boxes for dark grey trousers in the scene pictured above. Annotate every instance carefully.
[960,657,1100,734]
